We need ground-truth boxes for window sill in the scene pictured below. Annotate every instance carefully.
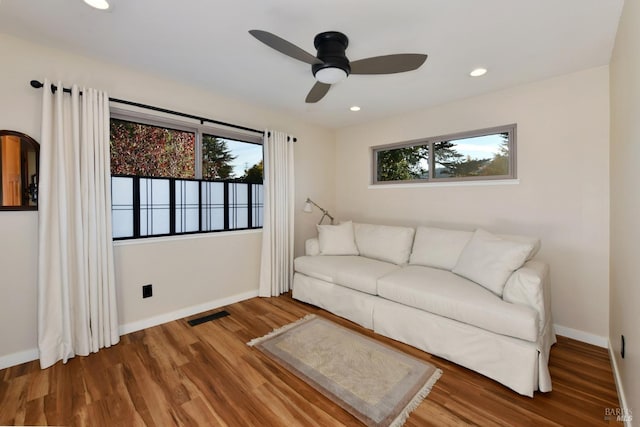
[368,179,520,189]
[112,228,262,247]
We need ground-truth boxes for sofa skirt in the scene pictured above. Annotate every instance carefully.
[292,273,378,329]
[292,272,555,397]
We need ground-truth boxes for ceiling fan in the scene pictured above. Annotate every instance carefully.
[249,30,428,103]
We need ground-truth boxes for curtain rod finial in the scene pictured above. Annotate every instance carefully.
[30,80,43,89]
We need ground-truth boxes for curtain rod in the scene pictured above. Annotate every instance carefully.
[30,80,297,142]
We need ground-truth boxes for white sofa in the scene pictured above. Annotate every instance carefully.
[292,221,556,397]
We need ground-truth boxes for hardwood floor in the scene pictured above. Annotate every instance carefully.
[0,295,622,426]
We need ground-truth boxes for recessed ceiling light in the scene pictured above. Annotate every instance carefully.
[350,106,361,112]
[470,68,487,77]
[83,0,110,10]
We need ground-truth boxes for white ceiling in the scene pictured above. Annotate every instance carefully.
[0,0,624,129]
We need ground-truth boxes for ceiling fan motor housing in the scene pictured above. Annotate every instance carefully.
[312,31,351,78]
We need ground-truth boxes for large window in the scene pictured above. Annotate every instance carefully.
[372,124,516,185]
[110,115,263,240]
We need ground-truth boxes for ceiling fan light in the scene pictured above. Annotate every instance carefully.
[314,67,348,84]
[83,0,110,10]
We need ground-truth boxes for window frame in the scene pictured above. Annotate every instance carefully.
[371,124,517,185]
[109,108,264,241]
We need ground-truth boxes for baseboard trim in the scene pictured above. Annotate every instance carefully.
[119,289,259,336]
[0,291,260,371]
[608,342,633,427]
[553,324,608,348]
[0,348,39,371]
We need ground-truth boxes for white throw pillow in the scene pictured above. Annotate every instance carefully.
[317,221,359,256]
[409,226,473,270]
[353,223,415,265]
[453,229,534,296]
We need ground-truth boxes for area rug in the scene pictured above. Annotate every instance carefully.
[248,315,442,427]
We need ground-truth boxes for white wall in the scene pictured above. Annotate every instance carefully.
[610,0,640,418]
[0,34,335,366]
[0,29,616,373]
[335,66,610,341]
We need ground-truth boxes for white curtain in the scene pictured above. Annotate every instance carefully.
[258,130,295,297]
[37,79,119,369]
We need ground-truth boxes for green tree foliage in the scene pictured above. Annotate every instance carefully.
[434,141,465,177]
[110,119,195,178]
[240,160,263,183]
[377,145,429,181]
[448,156,491,176]
[202,135,236,180]
[435,137,510,177]
[480,133,509,176]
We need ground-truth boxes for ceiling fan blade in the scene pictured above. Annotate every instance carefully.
[305,82,331,103]
[249,30,322,65]
[350,54,428,75]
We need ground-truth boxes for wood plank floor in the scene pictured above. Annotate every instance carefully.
[0,294,623,426]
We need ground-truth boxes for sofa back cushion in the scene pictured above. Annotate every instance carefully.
[453,229,535,296]
[353,223,415,265]
[409,226,473,270]
[317,221,359,256]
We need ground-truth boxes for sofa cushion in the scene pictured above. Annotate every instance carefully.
[294,255,400,295]
[353,223,415,265]
[409,226,473,270]
[377,266,539,342]
[317,221,359,256]
[453,229,534,296]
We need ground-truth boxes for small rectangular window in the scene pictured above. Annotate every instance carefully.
[203,136,264,183]
[201,181,225,231]
[140,178,170,237]
[372,124,516,185]
[175,179,200,233]
[111,176,134,238]
[251,184,264,228]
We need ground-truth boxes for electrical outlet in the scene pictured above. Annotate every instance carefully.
[142,284,153,299]
[621,335,625,359]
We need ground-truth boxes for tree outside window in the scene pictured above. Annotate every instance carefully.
[373,125,515,184]
[110,119,195,178]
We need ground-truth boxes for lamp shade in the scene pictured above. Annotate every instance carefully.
[303,201,313,213]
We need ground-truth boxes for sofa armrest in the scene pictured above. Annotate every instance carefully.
[503,260,550,333]
[305,238,320,256]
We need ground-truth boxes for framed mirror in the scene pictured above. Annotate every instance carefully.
[0,130,39,210]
